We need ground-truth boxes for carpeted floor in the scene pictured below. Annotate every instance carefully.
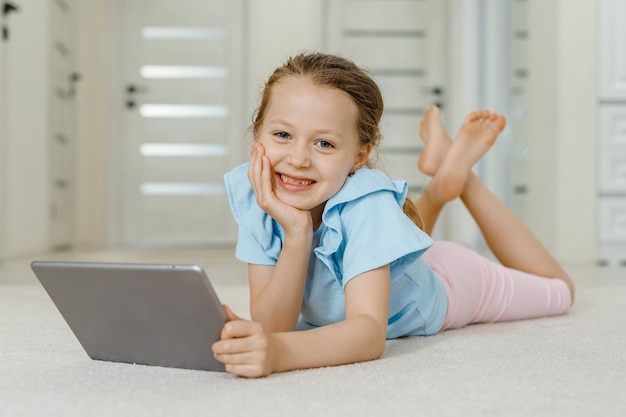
[1,249,624,417]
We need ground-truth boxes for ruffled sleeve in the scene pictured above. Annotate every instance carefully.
[224,162,283,265]
[314,167,433,286]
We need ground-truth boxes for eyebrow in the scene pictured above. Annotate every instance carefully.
[267,119,345,139]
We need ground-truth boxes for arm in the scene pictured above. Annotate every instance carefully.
[248,232,311,332]
[213,264,391,378]
[246,143,314,331]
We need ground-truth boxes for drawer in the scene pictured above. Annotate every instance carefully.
[598,150,626,191]
[599,106,626,147]
[598,198,626,243]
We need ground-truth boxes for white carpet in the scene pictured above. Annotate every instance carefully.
[1,278,625,417]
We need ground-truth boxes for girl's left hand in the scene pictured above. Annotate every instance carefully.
[212,305,277,378]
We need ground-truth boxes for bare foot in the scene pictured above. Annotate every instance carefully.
[428,110,506,203]
[418,105,451,176]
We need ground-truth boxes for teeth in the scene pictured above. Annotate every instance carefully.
[281,174,313,186]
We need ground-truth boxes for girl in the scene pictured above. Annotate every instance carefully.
[212,52,575,378]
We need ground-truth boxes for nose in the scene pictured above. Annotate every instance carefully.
[286,141,311,168]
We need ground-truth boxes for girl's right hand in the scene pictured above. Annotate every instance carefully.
[248,144,313,235]
[212,305,277,378]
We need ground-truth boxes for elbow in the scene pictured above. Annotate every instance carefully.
[359,317,387,362]
[368,342,385,362]
[372,335,386,359]
[359,335,386,363]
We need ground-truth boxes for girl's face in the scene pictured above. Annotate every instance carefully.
[256,76,370,222]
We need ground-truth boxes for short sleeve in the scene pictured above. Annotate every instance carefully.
[339,190,432,286]
[234,222,280,265]
[224,163,283,265]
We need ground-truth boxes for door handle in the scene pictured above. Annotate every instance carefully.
[67,72,81,99]
[2,1,19,16]
[125,84,148,110]
[426,86,444,109]
[126,84,149,94]
[2,1,20,41]
[430,86,443,96]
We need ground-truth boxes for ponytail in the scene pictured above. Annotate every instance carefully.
[402,198,424,231]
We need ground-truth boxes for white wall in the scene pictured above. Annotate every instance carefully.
[526,0,596,263]
[74,0,112,249]
[3,0,51,258]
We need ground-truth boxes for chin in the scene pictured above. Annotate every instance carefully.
[275,193,311,211]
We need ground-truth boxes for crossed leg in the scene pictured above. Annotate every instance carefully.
[415,106,504,235]
[414,105,575,302]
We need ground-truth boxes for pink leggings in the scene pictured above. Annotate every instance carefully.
[422,241,572,332]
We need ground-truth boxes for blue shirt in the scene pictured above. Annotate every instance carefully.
[224,163,448,338]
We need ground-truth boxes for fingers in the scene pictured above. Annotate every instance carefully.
[248,143,275,209]
[220,318,262,340]
[248,143,263,194]
[212,320,273,378]
[222,304,240,321]
[260,154,274,202]
[215,350,272,378]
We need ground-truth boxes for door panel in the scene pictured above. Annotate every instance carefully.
[342,0,431,30]
[342,37,428,69]
[326,0,447,194]
[116,0,243,246]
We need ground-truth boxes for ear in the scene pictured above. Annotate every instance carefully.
[352,143,372,172]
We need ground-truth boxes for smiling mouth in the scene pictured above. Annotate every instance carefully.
[279,173,315,186]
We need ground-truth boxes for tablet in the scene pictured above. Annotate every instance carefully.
[31,261,228,372]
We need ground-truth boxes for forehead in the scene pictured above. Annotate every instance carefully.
[266,76,359,125]
[270,76,353,102]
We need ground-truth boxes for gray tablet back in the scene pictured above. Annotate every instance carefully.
[31,261,227,372]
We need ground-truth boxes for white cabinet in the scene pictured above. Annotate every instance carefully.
[598,107,626,192]
[598,0,626,263]
[599,0,626,100]
[599,200,626,244]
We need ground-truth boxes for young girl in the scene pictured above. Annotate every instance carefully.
[212,52,575,378]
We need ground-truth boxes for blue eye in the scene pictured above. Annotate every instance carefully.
[316,140,334,149]
[275,131,290,139]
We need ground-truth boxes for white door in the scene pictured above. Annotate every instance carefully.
[49,0,78,250]
[326,0,447,195]
[0,3,8,261]
[113,0,245,247]
[0,1,21,260]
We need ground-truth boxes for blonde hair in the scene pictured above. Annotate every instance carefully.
[252,52,423,230]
